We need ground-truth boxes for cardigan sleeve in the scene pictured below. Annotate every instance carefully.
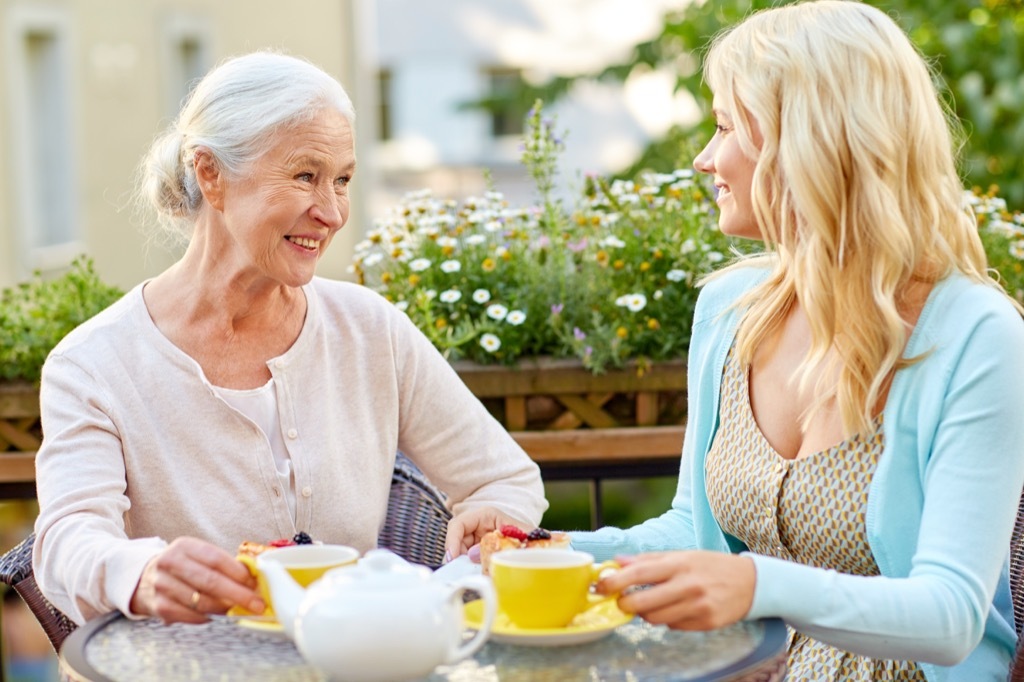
[33,354,166,624]
[385,302,548,529]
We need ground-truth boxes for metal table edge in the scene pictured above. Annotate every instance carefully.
[690,617,786,682]
[59,611,122,682]
[55,612,786,682]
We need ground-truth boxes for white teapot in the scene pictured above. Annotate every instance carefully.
[258,548,496,682]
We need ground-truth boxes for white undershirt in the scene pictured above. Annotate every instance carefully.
[212,379,296,520]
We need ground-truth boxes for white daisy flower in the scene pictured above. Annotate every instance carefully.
[506,310,527,325]
[472,289,492,304]
[1010,240,1024,260]
[465,234,486,246]
[480,333,501,353]
[409,258,431,272]
[666,269,686,282]
[600,236,626,249]
[440,260,462,273]
[439,290,462,304]
[707,251,724,263]
[362,253,384,267]
[486,304,508,321]
[616,293,647,312]
[395,300,409,312]
[681,239,697,254]
[437,236,458,248]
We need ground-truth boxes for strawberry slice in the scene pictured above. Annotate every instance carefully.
[268,538,296,548]
[499,525,529,541]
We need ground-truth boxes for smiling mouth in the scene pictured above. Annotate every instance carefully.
[286,236,319,252]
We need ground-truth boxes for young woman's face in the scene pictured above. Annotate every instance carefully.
[217,108,357,288]
[693,95,762,241]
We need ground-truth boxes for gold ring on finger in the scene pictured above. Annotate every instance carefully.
[190,590,201,610]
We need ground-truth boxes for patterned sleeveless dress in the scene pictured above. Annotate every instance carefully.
[705,349,925,681]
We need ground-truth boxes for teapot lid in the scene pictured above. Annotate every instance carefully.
[321,549,432,590]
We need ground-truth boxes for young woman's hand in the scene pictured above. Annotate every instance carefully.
[129,537,263,624]
[596,551,756,631]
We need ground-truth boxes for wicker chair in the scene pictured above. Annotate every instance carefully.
[0,453,452,654]
[0,531,77,653]
[1009,490,1024,681]
[377,452,453,568]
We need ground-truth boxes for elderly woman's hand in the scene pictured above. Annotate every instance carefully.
[129,537,264,624]
[596,551,756,631]
[444,507,524,562]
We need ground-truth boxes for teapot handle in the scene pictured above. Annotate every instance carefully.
[446,575,496,663]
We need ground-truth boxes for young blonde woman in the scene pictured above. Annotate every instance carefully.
[571,2,1024,680]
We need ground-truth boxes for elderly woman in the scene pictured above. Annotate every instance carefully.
[33,51,546,625]
[573,2,1024,681]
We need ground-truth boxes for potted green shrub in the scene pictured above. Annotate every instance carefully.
[0,257,123,484]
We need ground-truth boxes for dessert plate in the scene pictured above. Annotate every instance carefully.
[464,599,631,647]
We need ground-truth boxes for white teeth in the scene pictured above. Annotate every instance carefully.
[288,236,318,250]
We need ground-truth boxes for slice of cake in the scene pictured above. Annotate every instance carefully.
[479,525,570,575]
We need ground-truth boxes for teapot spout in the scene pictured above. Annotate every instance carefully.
[256,557,304,640]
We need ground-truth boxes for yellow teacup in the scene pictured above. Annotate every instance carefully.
[489,548,618,629]
[231,544,359,619]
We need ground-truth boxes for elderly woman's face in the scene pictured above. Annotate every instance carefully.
[218,108,355,286]
[693,94,761,241]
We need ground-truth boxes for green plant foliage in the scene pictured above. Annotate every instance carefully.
[970,185,1024,305]
[484,0,1024,207]
[0,257,124,384]
[352,103,744,374]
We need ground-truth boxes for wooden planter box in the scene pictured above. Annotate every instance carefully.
[0,358,689,501]
[0,382,41,496]
[452,357,686,481]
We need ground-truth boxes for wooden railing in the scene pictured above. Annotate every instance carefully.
[453,358,686,528]
[0,384,41,499]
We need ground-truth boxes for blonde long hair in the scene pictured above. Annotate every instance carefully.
[704,0,1009,435]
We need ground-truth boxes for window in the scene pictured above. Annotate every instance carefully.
[161,17,211,118]
[377,68,393,141]
[6,7,80,272]
[484,67,528,138]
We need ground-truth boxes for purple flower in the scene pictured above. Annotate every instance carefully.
[551,303,564,315]
[584,346,593,358]
[574,327,587,341]
[567,238,588,252]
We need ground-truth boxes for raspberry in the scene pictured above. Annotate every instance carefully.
[269,538,296,548]
[499,525,529,541]
[293,531,313,545]
[527,528,552,541]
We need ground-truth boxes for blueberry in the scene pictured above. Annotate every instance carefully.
[293,531,313,545]
[527,528,551,541]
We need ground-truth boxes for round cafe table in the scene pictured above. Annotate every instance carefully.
[59,611,787,682]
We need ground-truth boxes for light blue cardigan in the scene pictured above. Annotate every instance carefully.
[570,265,1024,681]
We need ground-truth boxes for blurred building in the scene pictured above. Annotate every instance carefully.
[0,0,695,291]
[0,0,371,290]
[369,0,697,220]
